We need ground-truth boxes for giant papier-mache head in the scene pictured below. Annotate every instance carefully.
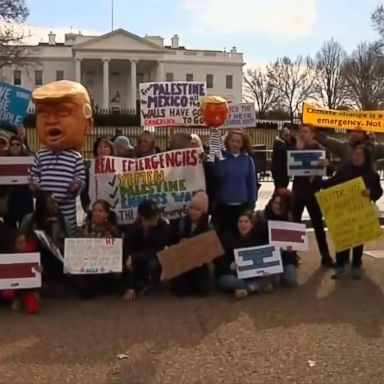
[201,95,229,128]
[32,80,93,151]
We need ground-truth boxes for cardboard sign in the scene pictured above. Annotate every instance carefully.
[364,250,384,259]
[303,102,384,133]
[316,177,382,252]
[223,102,256,129]
[88,149,206,225]
[268,221,308,251]
[0,156,34,185]
[0,253,41,289]
[139,82,206,127]
[34,230,64,263]
[64,238,123,274]
[287,150,326,176]
[0,81,31,131]
[234,245,283,279]
[157,230,224,279]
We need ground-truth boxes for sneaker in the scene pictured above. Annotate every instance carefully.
[234,289,248,299]
[351,267,362,280]
[331,267,344,279]
[261,283,274,293]
[321,256,335,268]
[22,292,40,314]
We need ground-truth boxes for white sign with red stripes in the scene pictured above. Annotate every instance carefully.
[0,156,34,185]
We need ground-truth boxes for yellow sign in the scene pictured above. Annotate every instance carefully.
[316,177,382,252]
[302,102,384,133]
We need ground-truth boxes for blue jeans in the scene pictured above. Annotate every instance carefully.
[271,265,298,286]
[216,274,271,293]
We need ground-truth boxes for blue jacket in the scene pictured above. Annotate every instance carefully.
[214,152,257,207]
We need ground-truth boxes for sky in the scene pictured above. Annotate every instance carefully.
[22,0,382,68]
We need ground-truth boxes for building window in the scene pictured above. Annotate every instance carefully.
[166,72,174,82]
[226,75,233,89]
[86,71,95,87]
[206,74,213,88]
[186,73,193,81]
[35,70,43,86]
[13,70,21,85]
[56,70,64,81]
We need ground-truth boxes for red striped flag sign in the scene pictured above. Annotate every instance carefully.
[0,156,34,185]
[268,221,308,252]
[0,253,41,289]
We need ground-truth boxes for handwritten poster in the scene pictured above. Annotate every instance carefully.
[139,82,206,127]
[316,177,382,252]
[64,238,123,274]
[223,102,256,129]
[234,245,283,279]
[88,149,206,225]
[287,150,326,176]
[0,156,34,185]
[0,253,41,290]
[0,81,31,131]
[268,221,308,251]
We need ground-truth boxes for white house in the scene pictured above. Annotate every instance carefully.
[1,29,244,111]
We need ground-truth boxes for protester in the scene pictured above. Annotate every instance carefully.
[169,132,192,150]
[0,230,41,314]
[291,124,334,268]
[254,189,299,286]
[0,130,10,155]
[169,191,211,297]
[322,145,383,279]
[212,130,257,236]
[16,126,32,154]
[134,131,160,158]
[215,211,273,299]
[114,135,134,158]
[122,200,169,303]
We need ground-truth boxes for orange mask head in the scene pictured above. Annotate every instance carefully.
[201,96,228,128]
[32,80,93,151]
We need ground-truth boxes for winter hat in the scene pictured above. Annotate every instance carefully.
[0,130,10,144]
[114,136,133,150]
[190,191,209,214]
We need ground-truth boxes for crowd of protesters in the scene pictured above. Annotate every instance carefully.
[0,123,382,314]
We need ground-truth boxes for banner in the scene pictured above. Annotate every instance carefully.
[139,82,206,127]
[223,103,256,129]
[89,149,206,225]
[64,238,122,274]
[0,81,31,131]
[316,177,382,252]
[0,253,41,290]
[302,102,384,133]
[287,150,326,176]
[157,231,224,279]
[268,221,308,251]
[234,245,283,279]
[0,156,34,185]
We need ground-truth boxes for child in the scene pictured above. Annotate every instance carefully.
[1,231,42,314]
[322,145,383,279]
[169,191,211,297]
[214,211,273,299]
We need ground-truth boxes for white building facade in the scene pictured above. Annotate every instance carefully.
[1,29,244,111]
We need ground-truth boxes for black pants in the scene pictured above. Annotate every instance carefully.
[336,245,363,268]
[73,274,121,300]
[292,191,330,258]
[213,203,249,236]
[170,265,210,297]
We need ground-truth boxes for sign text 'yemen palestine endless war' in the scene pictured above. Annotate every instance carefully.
[139,82,206,127]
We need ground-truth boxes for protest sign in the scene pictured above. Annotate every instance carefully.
[157,230,224,279]
[302,102,384,133]
[234,245,283,280]
[88,148,206,225]
[0,253,41,290]
[64,238,122,274]
[316,177,382,252]
[0,81,31,131]
[268,221,308,251]
[287,150,326,176]
[34,230,64,263]
[139,82,206,127]
[223,103,256,129]
[0,156,34,185]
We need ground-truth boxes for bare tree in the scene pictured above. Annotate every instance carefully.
[243,68,279,118]
[267,56,317,123]
[342,42,384,109]
[314,38,348,109]
[0,0,30,68]
[372,4,384,40]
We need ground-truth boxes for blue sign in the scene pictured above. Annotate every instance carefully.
[0,81,31,131]
[287,150,326,176]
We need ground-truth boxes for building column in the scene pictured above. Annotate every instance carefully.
[75,58,82,83]
[156,60,164,81]
[130,59,137,111]
[102,59,110,109]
